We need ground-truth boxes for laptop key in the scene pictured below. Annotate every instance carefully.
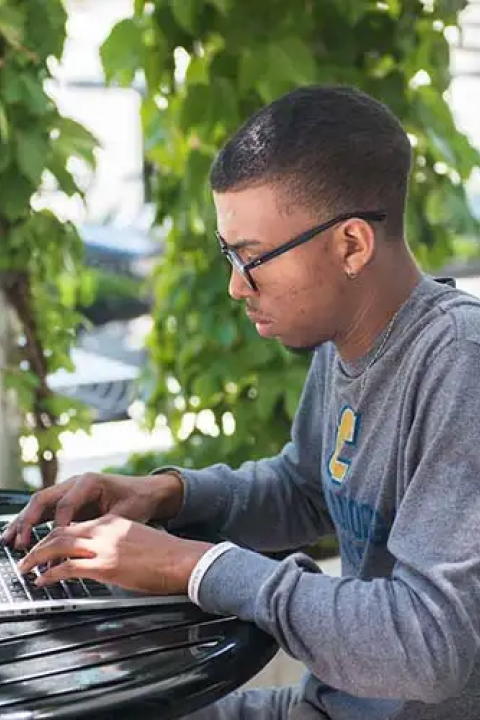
[33,524,51,542]
[8,583,29,600]
[29,584,50,601]
[45,582,69,600]
[83,579,113,598]
[64,579,89,599]
[23,572,50,601]
[9,547,27,562]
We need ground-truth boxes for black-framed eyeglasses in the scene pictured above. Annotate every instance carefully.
[216,210,386,291]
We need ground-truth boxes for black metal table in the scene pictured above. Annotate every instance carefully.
[0,491,278,719]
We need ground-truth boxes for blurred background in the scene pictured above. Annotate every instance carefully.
[3,0,479,490]
[1,0,480,687]
[0,0,479,524]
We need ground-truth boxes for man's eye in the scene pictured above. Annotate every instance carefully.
[238,249,255,263]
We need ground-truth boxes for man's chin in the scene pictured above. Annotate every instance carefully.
[282,342,319,355]
[267,328,324,354]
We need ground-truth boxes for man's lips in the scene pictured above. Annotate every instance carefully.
[246,311,272,324]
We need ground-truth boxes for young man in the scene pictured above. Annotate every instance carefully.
[6,86,480,720]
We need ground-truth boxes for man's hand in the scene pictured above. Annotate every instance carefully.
[17,515,213,595]
[1,471,184,549]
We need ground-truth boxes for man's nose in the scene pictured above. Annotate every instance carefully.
[228,267,255,300]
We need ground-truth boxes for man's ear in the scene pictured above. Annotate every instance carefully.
[336,218,376,279]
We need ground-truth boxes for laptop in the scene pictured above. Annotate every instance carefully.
[0,513,191,618]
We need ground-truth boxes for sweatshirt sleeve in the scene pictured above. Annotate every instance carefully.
[193,341,480,703]
[162,349,335,552]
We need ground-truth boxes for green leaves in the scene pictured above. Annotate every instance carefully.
[134,0,148,13]
[170,0,200,34]
[0,169,34,221]
[100,0,478,474]
[101,13,169,94]
[16,73,51,116]
[0,99,9,142]
[4,369,40,414]
[1,65,25,104]
[179,77,239,141]
[24,0,67,60]
[101,17,144,86]
[15,129,49,185]
[0,0,98,487]
[206,0,232,14]
[335,0,371,24]
[270,37,317,85]
[413,87,479,178]
[0,5,24,48]
[239,37,316,100]
[52,117,98,168]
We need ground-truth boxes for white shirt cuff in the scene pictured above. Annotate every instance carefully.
[188,541,237,606]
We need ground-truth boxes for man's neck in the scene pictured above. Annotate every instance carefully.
[336,261,422,363]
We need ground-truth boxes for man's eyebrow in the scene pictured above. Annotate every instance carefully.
[218,235,263,251]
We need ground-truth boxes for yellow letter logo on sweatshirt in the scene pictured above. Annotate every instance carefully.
[328,406,360,485]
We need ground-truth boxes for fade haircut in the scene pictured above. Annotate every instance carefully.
[210,85,412,238]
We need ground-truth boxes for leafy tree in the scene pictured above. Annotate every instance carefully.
[0,0,97,488]
[101,0,480,475]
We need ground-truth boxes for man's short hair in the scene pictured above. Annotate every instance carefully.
[210,85,412,238]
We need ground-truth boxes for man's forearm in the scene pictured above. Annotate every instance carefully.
[159,353,333,551]
[163,453,333,552]
[195,547,473,704]
[150,470,185,520]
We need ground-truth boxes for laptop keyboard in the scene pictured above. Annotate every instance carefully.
[0,521,113,604]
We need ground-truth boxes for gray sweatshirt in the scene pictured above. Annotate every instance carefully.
[168,276,480,720]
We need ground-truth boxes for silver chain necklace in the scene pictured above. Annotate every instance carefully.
[359,310,398,394]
